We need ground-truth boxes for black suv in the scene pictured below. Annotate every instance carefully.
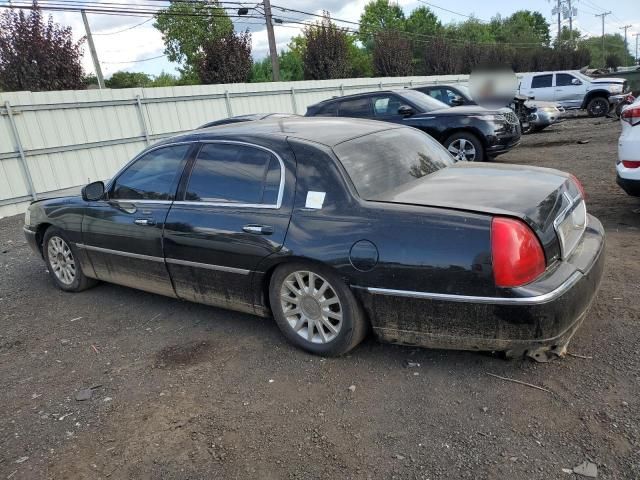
[305,89,521,162]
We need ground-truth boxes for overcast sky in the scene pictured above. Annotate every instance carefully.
[7,0,639,77]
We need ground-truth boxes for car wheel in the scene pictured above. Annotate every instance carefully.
[269,263,368,356]
[444,132,485,162]
[43,227,97,292]
[586,97,609,117]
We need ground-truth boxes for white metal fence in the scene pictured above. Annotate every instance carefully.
[0,74,469,218]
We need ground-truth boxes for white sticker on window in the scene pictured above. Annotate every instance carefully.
[305,191,326,209]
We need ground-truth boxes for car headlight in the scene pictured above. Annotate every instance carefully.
[475,114,506,122]
[609,85,622,93]
[24,208,31,226]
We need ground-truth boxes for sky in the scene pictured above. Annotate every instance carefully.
[2,0,639,78]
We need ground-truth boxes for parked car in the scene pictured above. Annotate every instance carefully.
[305,90,520,162]
[24,118,604,360]
[617,97,640,196]
[413,84,564,132]
[198,113,298,129]
[518,70,630,117]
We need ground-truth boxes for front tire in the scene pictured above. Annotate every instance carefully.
[43,227,97,292]
[269,263,367,356]
[444,132,485,162]
[586,97,609,117]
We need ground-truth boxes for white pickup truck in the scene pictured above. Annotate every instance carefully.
[518,70,630,117]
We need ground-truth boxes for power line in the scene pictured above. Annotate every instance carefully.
[416,0,486,22]
[93,17,152,35]
[102,53,167,64]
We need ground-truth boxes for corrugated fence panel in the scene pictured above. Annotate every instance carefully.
[0,74,469,217]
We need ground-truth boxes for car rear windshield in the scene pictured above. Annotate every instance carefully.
[333,127,455,200]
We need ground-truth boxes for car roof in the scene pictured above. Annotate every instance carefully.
[159,117,399,148]
[309,90,405,107]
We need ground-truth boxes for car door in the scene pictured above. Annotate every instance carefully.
[554,73,585,109]
[523,74,554,101]
[80,143,193,297]
[162,140,293,314]
[337,97,374,119]
[371,93,406,123]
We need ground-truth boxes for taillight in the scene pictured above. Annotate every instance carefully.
[569,174,586,199]
[491,217,546,288]
[622,160,640,168]
[621,105,640,126]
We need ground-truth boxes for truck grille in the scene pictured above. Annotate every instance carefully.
[503,110,520,125]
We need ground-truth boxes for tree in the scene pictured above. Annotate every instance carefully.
[303,14,351,80]
[197,30,252,84]
[358,0,405,47]
[492,11,550,47]
[0,2,84,92]
[405,6,441,37]
[105,71,152,89]
[372,30,413,76]
[154,0,233,78]
[579,34,633,68]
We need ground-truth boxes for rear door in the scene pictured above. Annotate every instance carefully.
[554,73,585,109]
[81,143,193,297]
[337,97,374,119]
[523,74,554,101]
[163,140,292,313]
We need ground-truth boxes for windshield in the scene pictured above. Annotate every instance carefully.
[333,127,455,200]
[399,90,449,112]
[573,72,592,83]
[455,84,471,98]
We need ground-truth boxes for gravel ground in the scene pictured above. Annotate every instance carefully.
[1,116,639,480]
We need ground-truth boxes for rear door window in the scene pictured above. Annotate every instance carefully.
[531,74,553,88]
[338,97,372,117]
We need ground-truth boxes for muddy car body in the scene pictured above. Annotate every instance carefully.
[23,118,605,358]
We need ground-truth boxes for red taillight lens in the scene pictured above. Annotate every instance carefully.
[621,105,640,126]
[491,217,546,288]
[569,174,586,199]
[622,160,640,168]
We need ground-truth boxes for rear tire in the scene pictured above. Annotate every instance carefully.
[43,227,97,292]
[444,132,485,162]
[269,262,367,356]
[586,97,609,117]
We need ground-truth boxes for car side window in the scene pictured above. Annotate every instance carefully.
[427,88,448,104]
[338,97,372,117]
[316,102,338,116]
[372,95,403,116]
[185,143,280,205]
[110,144,190,200]
[556,73,577,87]
[531,74,553,88]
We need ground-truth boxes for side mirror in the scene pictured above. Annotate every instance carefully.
[450,95,464,106]
[82,181,105,201]
[571,78,582,85]
[398,105,414,117]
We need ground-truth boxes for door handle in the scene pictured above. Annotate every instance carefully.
[243,224,273,235]
[134,218,156,226]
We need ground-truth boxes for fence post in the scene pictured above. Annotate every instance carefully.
[290,87,298,114]
[340,84,344,97]
[224,90,233,117]
[135,95,151,145]
[4,101,37,200]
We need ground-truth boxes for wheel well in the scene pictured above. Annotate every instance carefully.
[35,223,52,255]
[583,91,609,108]
[441,128,486,147]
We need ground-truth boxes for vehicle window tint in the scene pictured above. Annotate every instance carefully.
[555,73,576,87]
[185,143,280,204]
[111,144,190,200]
[316,102,337,116]
[427,88,448,104]
[338,97,372,117]
[531,74,552,88]
[333,128,455,200]
[373,95,403,116]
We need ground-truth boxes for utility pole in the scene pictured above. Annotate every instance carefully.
[567,0,573,42]
[81,10,105,89]
[634,33,639,66]
[620,25,632,66]
[557,0,562,41]
[594,11,611,67]
[262,0,280,82]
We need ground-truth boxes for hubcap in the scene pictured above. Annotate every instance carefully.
[47,236,76,285]
[448,138,476,161]
[280,271,343,344]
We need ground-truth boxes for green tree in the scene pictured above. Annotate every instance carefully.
[579,34,634,68]
[105,71,152,88]
[154,0,233,78]
[347,36,373,77]
[151,71,180,87]
[358,0,405,48]
[405,6,441,37]
[492,11,550,47]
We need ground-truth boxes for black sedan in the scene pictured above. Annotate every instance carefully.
[305,89,521,162]
[24,118,604,360]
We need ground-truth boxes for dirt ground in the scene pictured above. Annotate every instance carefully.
[1,116,639,480]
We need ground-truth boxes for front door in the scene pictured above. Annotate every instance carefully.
[163,140,293,313]
[371,93,407,123]
[554,73,585,109]
[81,143,193,297]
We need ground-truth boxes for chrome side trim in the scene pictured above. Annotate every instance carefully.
[75,243,165,263]
[360,271,582,306]
[165,257,250,275]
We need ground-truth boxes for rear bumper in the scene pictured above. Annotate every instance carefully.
[354,214,605,353]
[616,174,640,196]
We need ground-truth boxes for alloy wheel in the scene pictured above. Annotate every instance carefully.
[280,271,343,344]
[448,138,477,161]
[47,236,76,285]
